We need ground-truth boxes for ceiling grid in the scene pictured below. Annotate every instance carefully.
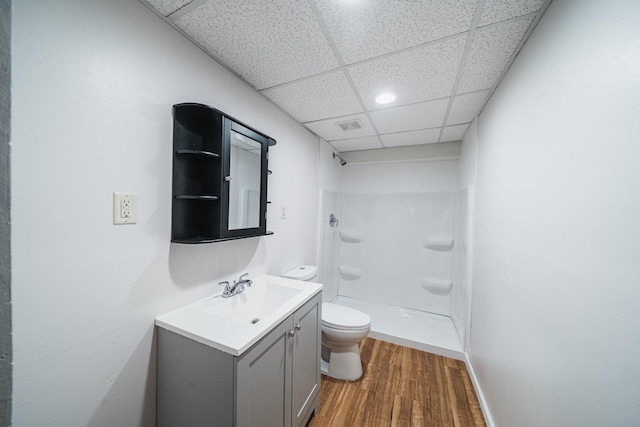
[306,0,386,150]
[437,0,485,143]
[141,0,553,152]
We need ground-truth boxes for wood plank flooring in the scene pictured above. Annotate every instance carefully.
[308,338,486,427]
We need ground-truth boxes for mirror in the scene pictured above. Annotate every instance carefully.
[228,130,262,230]
[221,117,269,239]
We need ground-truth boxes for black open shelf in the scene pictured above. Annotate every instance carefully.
[172,231,274,245]
[176,150,220,158]
[172,104,223,243]
[175,195,219,200]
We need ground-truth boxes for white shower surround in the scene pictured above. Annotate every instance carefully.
[321,188,470,358]
[320,159,470,357]
[339,191,455,316]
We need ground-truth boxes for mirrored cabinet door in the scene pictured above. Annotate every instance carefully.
[221,118,268,238]
[228,130,262,230]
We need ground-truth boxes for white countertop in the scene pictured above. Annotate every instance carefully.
[155,274,323,356]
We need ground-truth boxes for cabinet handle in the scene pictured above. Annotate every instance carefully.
[295,324,302,332]
[289,330,296,338]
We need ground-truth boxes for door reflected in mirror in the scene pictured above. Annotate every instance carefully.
[229,130,262,230]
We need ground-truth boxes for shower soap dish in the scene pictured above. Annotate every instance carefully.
[339,266,364,280]
[340,231,365,243]
[422,237,454,251]
[420,277,452,295]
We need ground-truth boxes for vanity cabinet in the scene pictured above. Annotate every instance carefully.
[171,103,275,244]
[157,292,321,427]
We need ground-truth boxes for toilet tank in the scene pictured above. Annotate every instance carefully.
[282,265,318,281]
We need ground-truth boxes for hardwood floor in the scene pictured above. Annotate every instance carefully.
[308,338,486,427]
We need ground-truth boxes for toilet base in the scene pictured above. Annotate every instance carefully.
[321,343,364,381]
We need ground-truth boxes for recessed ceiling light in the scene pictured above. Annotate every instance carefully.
[375,93,396,104]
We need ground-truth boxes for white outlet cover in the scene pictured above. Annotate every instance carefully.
[113,192,138,225]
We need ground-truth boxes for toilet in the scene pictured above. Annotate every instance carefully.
[282,265,371,381]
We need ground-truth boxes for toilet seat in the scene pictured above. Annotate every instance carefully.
[322,303,371,331]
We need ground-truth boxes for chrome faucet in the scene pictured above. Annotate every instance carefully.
[219,273,252,298]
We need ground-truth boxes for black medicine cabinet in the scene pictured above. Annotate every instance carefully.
[171,103,275,243]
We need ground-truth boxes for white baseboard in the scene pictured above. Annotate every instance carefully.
[464,352,496,427]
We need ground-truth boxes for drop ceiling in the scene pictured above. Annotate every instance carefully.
[142,0,551,152]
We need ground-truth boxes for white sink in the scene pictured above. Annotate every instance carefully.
[155,275,323,356]
[206,283,302,324]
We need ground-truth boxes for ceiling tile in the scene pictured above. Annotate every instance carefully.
[457,18,533,94]
[441,124,470,142]
[174,0,340,89]
[349,36,467,111]
[479,0,546,27]
[369,99,449,134]
[331,136,383,152]
[315,0,477,64]
[381,129,441,148]
[145,0,191,16]
[304,113,375,141]
[261,71,363,123]
[447,91,490,125]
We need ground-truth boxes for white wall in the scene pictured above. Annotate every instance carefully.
[464,0,640,425]
[11,1,324,425]
[318,140,342,196]
[458,120,477,190]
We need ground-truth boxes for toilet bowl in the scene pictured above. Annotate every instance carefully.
[321,302,371,381]
[282,265,371,381]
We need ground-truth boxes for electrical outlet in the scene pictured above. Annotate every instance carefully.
[113,192,138,225]
[121,199,131,218]
[281,205,287,219]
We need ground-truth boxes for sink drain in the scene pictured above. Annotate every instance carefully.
[250,318,260,324]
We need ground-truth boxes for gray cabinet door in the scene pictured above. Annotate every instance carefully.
[157,329,235,427]
[291,296,321,426]
[236,317,292,427]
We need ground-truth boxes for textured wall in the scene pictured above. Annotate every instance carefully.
[0,0,11,425]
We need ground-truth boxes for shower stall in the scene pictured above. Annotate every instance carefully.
[318,186,471,360]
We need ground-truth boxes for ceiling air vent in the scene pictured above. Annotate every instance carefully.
[336,119,363,131]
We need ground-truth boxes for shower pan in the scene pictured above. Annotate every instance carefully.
[319,189,471,360]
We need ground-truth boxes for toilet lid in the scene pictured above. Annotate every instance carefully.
[322,303,371,330]
[282,265,317,281]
